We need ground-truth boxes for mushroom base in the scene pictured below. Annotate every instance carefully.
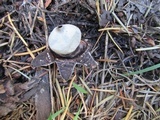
[49,41,88,59]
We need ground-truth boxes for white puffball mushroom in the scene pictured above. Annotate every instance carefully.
[48,24,81,55]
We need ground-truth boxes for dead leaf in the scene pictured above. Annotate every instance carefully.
[145,36,155,46]
[0,103,16,117]
[132,0,151,14]
[131,37,136,48]
[5,80,14,96]
[37,16,45,22]
[0,84,5,94]
[45,0,52,8]
[99,10,112,26]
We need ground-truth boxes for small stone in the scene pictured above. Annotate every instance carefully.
[48,24,81,55]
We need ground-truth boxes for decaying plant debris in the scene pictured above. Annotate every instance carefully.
[0,0,160,120]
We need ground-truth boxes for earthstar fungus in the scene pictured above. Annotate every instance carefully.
[31,24,98,80]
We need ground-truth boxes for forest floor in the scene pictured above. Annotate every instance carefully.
[0,0,160,120]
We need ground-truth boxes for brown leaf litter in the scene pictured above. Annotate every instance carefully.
[0,0,160,119]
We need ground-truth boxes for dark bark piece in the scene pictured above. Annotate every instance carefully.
[31,49,55,67]
[19,78,40,102]
[56,61,76,80]
[34,70,51,120]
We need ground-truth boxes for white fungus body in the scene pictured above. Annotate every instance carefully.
[48,24,81,55]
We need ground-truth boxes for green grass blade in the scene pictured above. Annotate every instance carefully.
[47,107,65,120]
[156,108,160,112]
[73,82,88,94]
[125,63,160,76]
[73,104,82,120]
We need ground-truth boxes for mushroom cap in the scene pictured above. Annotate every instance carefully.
[48,24,81,55]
